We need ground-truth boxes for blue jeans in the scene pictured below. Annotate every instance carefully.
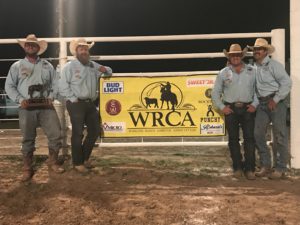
[254,101,289,172]
[18,108,62,156]
[225,104,256,172]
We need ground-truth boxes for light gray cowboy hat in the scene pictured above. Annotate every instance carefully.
[223,44,248,58]
[69,38,95,55]
[17,34,48,55]
[248,38,275,54]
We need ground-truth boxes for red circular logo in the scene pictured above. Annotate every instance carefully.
[105,99,122,116]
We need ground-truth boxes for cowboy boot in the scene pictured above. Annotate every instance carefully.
[48,150,65,173]
[255,167,272,177]
[74,165,89,173]
[84,159,95,169]
[21,152,34,182]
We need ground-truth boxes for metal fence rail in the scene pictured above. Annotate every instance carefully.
[0,30,284,147]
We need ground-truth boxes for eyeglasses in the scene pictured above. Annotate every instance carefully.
[24,43,39,48]
[253,47,266,51]
[228,53,242,57]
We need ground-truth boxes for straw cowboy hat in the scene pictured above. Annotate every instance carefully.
[223,44,248,58]
[17,34,48,55]
[69,38,95,55]
[248,38,275,54]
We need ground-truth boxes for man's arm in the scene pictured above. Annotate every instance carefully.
[272,61,292,103]
[58,64,77,102]
[94,62,113,78]
[5,63,25,104]
[48,63,57,100]
[211,73,225,111]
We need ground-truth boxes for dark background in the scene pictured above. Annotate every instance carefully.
[0,0,290,88]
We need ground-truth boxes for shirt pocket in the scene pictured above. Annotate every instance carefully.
[223,76,233,87]
[41,68,52,84]
[259,69,274,84]
[71,72,84,85]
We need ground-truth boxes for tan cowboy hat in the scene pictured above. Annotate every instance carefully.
[223,44,248,58]
[17,34,48,55]
[69,38,95,55]
[248,38,275,54]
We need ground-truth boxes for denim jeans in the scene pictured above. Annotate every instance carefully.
[66,101,100,166]
[254,101,289,172]
[225,105,255,172]
[18,108,62,156]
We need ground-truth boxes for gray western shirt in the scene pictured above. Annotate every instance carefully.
[58,59,112,102]
[5,57,56,104]
[254,56,291,103]
[212,63,258,110]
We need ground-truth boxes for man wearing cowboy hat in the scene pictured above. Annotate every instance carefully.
[249,38,292,179]
[5,34,64,182]
[212,44,258,180]
[59,38,112,173]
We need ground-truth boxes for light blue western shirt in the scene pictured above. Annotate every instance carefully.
[212,63,258,110]
[254,56,291,103]
[5,57,56,104]
[58,59,112,102]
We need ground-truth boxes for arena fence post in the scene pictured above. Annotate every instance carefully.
[290,0,300,169]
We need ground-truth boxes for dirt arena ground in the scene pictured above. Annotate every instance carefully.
[0,127,300,225]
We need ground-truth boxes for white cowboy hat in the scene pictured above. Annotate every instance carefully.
[17,34,48,55]
[248,38,275,54]
[69,38,95,55]
[223,44,248,58]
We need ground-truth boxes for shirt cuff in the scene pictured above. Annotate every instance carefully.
[219,104,226,111]
[273,95,281,104]
[68,97,78,103]
[250,102,258,108]
[18,97,25,104]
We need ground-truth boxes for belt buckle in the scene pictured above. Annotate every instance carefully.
[234,102,244,108]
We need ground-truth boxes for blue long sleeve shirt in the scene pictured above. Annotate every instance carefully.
[5,57,56,104]
[212,63,258,110]
[58,59,112,102]
[254,56,291,103]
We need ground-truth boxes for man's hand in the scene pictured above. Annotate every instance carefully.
[246,104,256,113]
[222,105,233,115]
[47,99,53,106]
[20,100,29,109]
[268,99,277,111]
[99,66,107,73]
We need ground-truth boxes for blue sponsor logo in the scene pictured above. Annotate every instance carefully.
[103,82,124,94]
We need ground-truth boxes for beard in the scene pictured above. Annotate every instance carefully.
[77,53,90,65]
[25,51,38,58]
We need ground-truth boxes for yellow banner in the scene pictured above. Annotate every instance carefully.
[99,74,225,137]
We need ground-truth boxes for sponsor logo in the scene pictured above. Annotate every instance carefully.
[205,88,212,99]
[127,81,196,128]
[102,122,126,133]
[103,82,124,94]
[105,99,122,116]
[186,78,214,87]
[200,123,224,135]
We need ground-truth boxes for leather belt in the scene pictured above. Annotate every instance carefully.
[258,93,275,101]
[224,102,251,108]
[78,98,93,103]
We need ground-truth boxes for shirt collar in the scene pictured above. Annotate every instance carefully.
[75,58,92,67]
[257,56,271,66]
[229,62,245,73]
[24,56,41,64]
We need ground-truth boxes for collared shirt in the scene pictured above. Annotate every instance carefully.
[254,56,291,103]
[5,57,56,104]
[58,59,112,102]
[212,63,258,110]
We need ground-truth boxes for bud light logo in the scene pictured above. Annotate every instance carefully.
[103,82,124,94]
